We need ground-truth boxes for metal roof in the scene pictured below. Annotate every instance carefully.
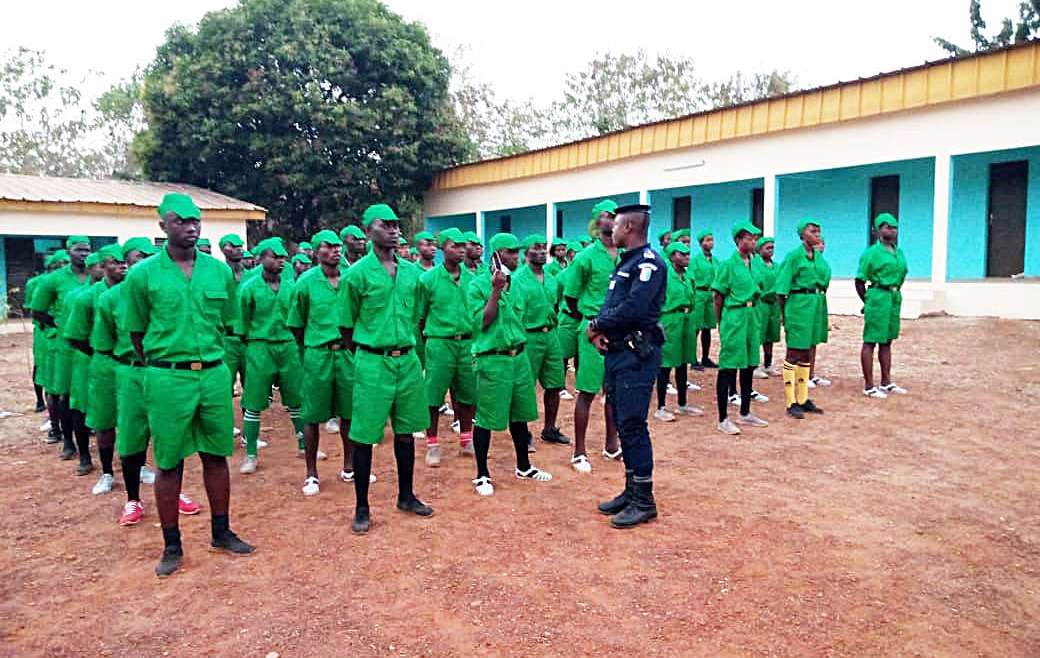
[0,174,265,212]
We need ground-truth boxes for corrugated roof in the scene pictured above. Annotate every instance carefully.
[0,173,265,212]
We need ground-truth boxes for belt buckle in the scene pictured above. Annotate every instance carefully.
[329,343,341,351]
[390,349,403,357]
[190,362,203,371]
[509,349,517,356]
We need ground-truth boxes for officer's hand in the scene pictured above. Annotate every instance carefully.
[591,333,609,352]
[585,322,598,343]
[491,270,508,292]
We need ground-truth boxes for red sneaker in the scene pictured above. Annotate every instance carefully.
[119,500,145,526]
[178,494,202,515]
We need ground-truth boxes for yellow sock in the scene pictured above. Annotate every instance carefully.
[782,361,796,407]
[795,363,811,405]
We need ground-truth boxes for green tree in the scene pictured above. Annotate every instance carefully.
[94,71,146,180]
[934,0,1040,56]
[135,0,471,239]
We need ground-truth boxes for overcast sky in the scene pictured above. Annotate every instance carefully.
[0,0,1026,103]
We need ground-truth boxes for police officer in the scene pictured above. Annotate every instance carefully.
[588,204,666,529]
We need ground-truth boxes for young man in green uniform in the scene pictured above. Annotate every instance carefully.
[563,200,621,474]
[291,252,312,279]
[340,203,433,534]
[288,230,354,496]
[236,238,307,474]
[514,234,570,446]
[808,237,833,389]
[466,233,553,496]
[774,219,827,420]
[24,268,49,413]
[463,231,488,275]
[752,237,781,378]
[340,225,368,266]
[690,229,718,370]
[414,231,437,271]
[196,238,212,254]
[30,236,92,461]
[62,252,105,474]
[856,213,909,399]
[219,234,248,401]
[417,228,476,466]
[712,222,769,435]
[657,229,672,251]
[546,238,568,278]
[654,241,701,421]
[123,193,254,576]
[36,250,71,440]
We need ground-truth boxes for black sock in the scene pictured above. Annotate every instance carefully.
[763,351,772,368]
[739,367,753,416]
[60,397,74,449]
[717,369,735,422]
[33,373,44,406]
[72,411,91,463]
[211,513,230,540]
[352,442,372,510]
[656,368,668,409]
[99,445,114,475]
[676,367,688,407]
[161,525,182,551]
[509,422,531,472]
[121,452,145,501]
[700,330,711,362]
[473,426,492,479]
[393,436,415,501]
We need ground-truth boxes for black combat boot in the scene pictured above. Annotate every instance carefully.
[610,477,657,529]
[597,470,633,515]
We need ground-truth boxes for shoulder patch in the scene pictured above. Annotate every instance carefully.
[637,262,657,282]
[643,249,656,260]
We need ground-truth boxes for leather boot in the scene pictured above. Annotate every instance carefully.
[597,470,633,515]
[610,477,657,529]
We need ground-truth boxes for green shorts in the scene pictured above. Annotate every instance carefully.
[756,299,781,344]
[67,348,91,413]
[49,338,74,396]
[475,352,539,431]
[242,340,303,412]
[692,289,717,331]
[224,335,246,387]
[423,337,476,407]
[348,349,426,445]
[116,363,150,457]
[86,353,118,431]
[575,319,606,394]
[557,312,582,361]
[863,288,901,344]
[782,293,823,350]
[32,326,45,382]
[35,331,54,389]
[718,305,760,370]
[416,329,426,369]
[299,346,354,423]
[660,310,696,368]
[144,364,234,470]
[525,330,565,390]
[817,294,830,344]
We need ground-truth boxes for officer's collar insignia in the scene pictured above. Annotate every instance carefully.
[644,249,654,259]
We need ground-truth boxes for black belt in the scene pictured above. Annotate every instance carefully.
[584,315,598,321]
[356,344,412,357]
[696,286,711,291]
[315,339,345,351]
[789,288,822,295]
[224,329,240,338]
[429,333,472,341]
[149,359,223,371]
[664,306,691,314]
[526,326,551,333]
[96,350,114,358]
[869,284,900,292]
[476,345,525,358]
[113,354,145,367]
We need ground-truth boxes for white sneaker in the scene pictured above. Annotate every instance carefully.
[340,470,376,483]
[325,418,340,433]
[880,383,907,395]
[438,403,454,417]
[807,379,816,389]
[425,444,441,467]
[240,437,268,449]
[139,465,156,485]
[653,407,676,422]
[717,418,742,435]
[91,473,115,495]
[473,476,494,496]
[750,390,769,403]
[459,440,475,456]
[39,419,51,433]
[233,426,241,436]
[734,414,768,427]
[239,456,258,474]
[666,383,678,396]
[863,387,888,399]
[412,431,427,440]
[559,389,575,400]
[767,365,782,376]
[811,376,832,387]
[567,364,576,373]
[686,382,701,391]
[516,466,552,481]
[728,393,739,407]
[676,405,704,417]
[296,448,328,460]
[302,476,320,496]
[570,454,592,474]
[451,420,461,433]
[753,367,769,379]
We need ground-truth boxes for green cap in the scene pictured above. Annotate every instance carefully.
[312,229,343,247]
[797,218,821,237]
[157,192,201,220]
[398,236,408,246]
[757,237,775,249]
[45,250,69,267]
[414,231,434,243]
[291,253,312,265]
[489,232,520,252]
[552,237,567,247]
[665,242,691,256]
[463,231,481,245]
[219,234,244,248]
[438,228,465,247]
[242,249,254,258]
[361,203,399,228]
[657,229,672,242]
[122,237,158,256]
[66,235,90,248]
[696,228,713,242]
[298,241,313,250]
[671,228,690,240]
[522,234,547,249]
[196,238,211,248]
[731,221,762,240]
[340,225,365,240]
[566,240,583,252]
[874,212,898,229]
[579,236,593,245]
[85,253,102,267]
[97,244,125,262]
[590,199,618,220]
[254,237,289,257]
[408,247,419,256]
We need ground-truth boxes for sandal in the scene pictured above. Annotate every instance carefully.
[516,466,553,482]
[602,447,623,461]
[570,454,592,474]
[472,476,494,496]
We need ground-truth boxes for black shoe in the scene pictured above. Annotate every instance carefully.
[76,461,94,476]
[210,531,255,555]
[786,404,805,419]
[598,470,633,515]
[610,479,657,529]
[700,358,718,369]
[35,402,46,413]
[352,507,371,534]
[540,427,571,445]
[155,546,183,577]
[44,429,61,444]
[691,363,705,372]
[397,495,434,517]
[60,447,77,460]
[801,399,824,414]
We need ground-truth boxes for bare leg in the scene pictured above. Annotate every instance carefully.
[763,342,774,368]
[809,346,817,379]
[303,422,320,480]
[155,461,184,530]
[339,419,353,473]
[456,403,474,434]
[199,452,230,516]
[573,392,593,457]
[878,343,893,386]
[426,406,440,439]
[543,388,561,432]
[604,396,619,454]
[861,343,875,389]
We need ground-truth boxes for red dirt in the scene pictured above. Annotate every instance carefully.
[1,315,1039,657]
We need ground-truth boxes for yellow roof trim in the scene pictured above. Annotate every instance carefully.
[0,199,266,221]
[432,41,1040,191]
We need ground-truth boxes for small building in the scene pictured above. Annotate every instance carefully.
[423,41,1040,319]
[0,174,265,312]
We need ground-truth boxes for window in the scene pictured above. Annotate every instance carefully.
[751,188,764,231]
[869,175,900,244]
[499,215,512,233]
[556,209,564,237]
[672,196,691,231]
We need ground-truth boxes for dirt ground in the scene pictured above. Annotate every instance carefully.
[1,315,1039,657]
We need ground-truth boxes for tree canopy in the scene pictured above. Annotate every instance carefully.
[934,0,1040,56]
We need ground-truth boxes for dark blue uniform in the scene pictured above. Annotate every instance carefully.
[591,243,666,478]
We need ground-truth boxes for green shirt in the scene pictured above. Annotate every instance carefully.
[466,261,490,277]
[340,253,421,349]
[286,265,343,347]
[467,273,527,354]
[751,256,778,302]
[563,240,619,316]
[63,279,108,342]
[661,265,694,313]
[238,272,295,342]
[689,252,715,290]
[419,264,475,338]
[27,264,90,329]
[711,251,760,307]
[856,242,907,288]
[774,245,825,296]
[545,260,565,279]
[511,265,559,330]
[91,283,127,357]
[123,247,237,362]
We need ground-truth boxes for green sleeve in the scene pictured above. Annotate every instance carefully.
[856,247,873,281]
[562,254,587,299]
[236,283,254,337]
[27,273,56,313]
[338,268,361,330]
[62,291,90,341]
[221,267,236,329]
[711,259,730,296]
[773,254,794,296]
[286,278,308,329]
[91,294,116,352]
[123,267,150,334]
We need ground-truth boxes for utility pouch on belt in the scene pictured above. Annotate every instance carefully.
[625,329,659,359]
